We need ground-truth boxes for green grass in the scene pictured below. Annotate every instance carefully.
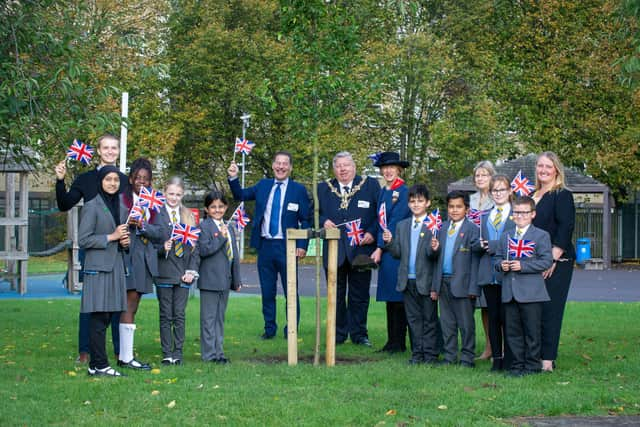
[27,253,68,274]
[1,297,638,426]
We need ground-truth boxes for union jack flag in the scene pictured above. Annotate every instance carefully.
[424,208,442,234]
[137,186,166,212]
[345,218,365,246]
[231,202,251,232]
[508,237,536,258]
[511,170,535,197]
[378,203,387,231]
[234,137,255,155]
[66,139,94,165]
[467,208,489,227]
[127,205,146,223]
[171,223,201,247]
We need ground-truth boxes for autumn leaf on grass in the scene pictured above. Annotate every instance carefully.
[437,405,447,410]
[385,409,397,416]
[167,400,176,409]
[67,370,77,377]
[151,368,161,374]
[151,390,160,396]
[581,354,592,361]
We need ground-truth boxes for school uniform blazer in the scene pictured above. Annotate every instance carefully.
[432,218,482,298]
[317,175,381,267]
[154,206,199,284]
[495,224,553,303]
[78,196,128,271]
[386,218,439,296]
[476,215,516,286]
[197,217,240,291]
[228,177,311,251]
[121,192,164,283]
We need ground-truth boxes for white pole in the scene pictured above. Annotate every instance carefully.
[240,118,248,259]
[119,92,129,173]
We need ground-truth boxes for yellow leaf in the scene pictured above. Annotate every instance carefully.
[167,400,176,408]
[151,368,161,374]
[385,409,397,416]
[438,405,448,410]
[151,390,160,396]
[581,354,592,361]
[67,371,77,377]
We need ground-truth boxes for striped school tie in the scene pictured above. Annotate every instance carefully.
[492,207,503,228]
[448,222,456,236]
[414,218,421,229]
[172,210,184,258]
[515,228,524,239]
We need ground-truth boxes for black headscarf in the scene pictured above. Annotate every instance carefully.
[97,165,121,225]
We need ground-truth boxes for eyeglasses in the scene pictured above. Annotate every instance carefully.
[491,188,509,194]
[512,211,533,216]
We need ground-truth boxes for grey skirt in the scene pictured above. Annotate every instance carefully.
[81,257,127,313]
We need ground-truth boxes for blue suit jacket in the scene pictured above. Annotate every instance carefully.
[317,175,381,267]
[228,177,311,251]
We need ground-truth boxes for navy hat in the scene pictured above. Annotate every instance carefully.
[373,152,410,168]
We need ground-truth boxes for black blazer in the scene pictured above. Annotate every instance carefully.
[533,188,575,259]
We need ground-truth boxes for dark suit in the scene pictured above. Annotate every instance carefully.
[433,218,481,364]
[533,188,575,361]
[317,175,380,343]
[198,217,241,361]
[495,224,553,373]
[387,217,439,361]
[229,176,310,337]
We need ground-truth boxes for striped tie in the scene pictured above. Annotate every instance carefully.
[414,218,421,229]
[515,228,523,239]
[448,222,457,236]
[172,210,184,258]
[492,207,503,228]
[225,235,233,262]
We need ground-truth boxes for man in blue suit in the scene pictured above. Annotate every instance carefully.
[228,151,311,339]
[318,151,381,346]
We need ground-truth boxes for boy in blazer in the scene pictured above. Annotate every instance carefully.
[198,191,241,364]
[496,196,553,376]
[433,191,482,367]
[228,151,310,340]
[383,184,440,364]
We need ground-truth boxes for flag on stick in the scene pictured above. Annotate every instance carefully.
[66,139,94,165]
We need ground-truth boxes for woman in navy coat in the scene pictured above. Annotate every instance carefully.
[371,152,411,353]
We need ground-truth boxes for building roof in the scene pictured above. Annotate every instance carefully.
[448,153,609,193]
[0,147,37,173]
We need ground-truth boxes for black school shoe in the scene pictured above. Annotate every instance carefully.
[117,358,152,370]
[88,366,125,377]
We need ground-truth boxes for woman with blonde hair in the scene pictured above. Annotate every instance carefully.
[532,152,575,372]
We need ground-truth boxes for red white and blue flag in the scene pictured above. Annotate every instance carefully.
[345,218,365,246]
[66,139,94,165]
[424,208,442,235]
[511,170,535,197]
[127,205,146,223]
[231,202,251,232]
[234,137,255,155]
[508,237,536,258]
[137,186,166,212]
[467,208,489,227]
[171,223,200,247]
[378,203,387,231]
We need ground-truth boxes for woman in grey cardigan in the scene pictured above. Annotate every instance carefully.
[79,166,129,377]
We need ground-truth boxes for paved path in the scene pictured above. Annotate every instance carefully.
[1,264,639,301]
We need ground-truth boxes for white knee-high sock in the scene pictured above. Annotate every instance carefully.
[119,323,136,362]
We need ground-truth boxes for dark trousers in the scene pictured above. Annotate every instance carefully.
[404,280,438,361]
[504,299,542,373]
[79,312,120,355]
[257,239,300,337]
[335,260,371,343]
[482,285,505,360]
[383,302,409,351]
[89,312,115,369]
[156,285,190,359]
[541,260,573,360]
[438,278,475,364]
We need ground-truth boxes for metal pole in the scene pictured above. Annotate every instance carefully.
[120,92,129,173]
[239,113,250,259]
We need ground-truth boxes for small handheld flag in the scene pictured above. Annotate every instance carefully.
[424,208,442,235]
[127,205,146,223]
[378,203,387,231]
[171,223,201,247]
[508,237,536,258]
[467,208,489,228]
[66,139,94,165]
[231,202,251,232]
[234,137,255,155]
[511,170,535,197]
[345,219,365,246]
[137,186,166,212]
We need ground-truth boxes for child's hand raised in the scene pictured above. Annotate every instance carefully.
[382,229,392,243]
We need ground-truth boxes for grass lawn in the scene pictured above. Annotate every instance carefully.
[0,297,638,426]
[27,253,68,274]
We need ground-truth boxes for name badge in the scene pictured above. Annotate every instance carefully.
[357,200,370,209]
[287,203,299,212]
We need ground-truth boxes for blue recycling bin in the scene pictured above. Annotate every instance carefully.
[576,238,591,264]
